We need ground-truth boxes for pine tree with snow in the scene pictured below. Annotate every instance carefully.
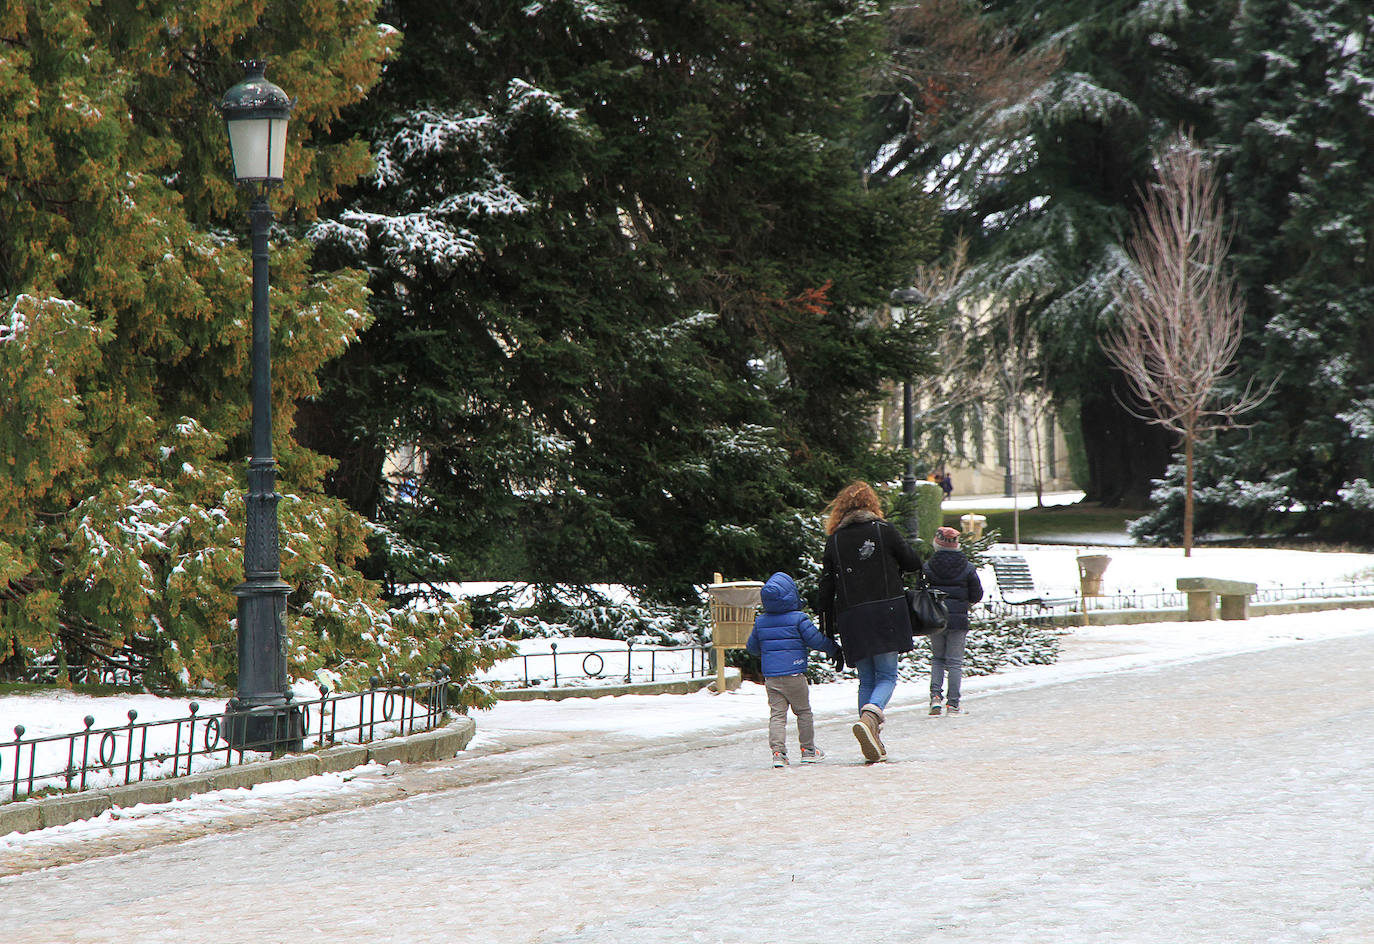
[0,2,507,699]
[1196,0,1374,542]
[304,0,939,598]
[896,0,1237,506]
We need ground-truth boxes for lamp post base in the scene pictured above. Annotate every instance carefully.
[231,576,297,751]
[224,698,303,753]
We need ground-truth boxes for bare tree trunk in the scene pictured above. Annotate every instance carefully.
[1103,131,1270,556]
[1011,406,1021,547]
[1183,432,1195,557]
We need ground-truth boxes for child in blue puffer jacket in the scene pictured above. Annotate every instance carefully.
[745,572,842,768]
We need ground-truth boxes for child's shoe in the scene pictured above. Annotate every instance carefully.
[929,694,944,716]
[772,751,789,768]
[945,703,962,716]
[800,747,825,764]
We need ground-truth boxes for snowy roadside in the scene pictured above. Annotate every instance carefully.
[6,535,1374,858]
[6,602,1374,865]
[7,623,1374,944]
[473,604,1374,745]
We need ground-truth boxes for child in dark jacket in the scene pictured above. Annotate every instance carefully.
[745,572,841,767]
[923,527,984,715]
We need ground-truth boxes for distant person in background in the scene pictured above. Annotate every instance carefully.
[924,527,984,716]
[746,571,841,768]
[819,481,922,763]
[940,471,954,499]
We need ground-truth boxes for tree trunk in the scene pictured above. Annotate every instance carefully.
[292,398,387,519]
[1077,386,1173,508]
[1183,432,1195,557]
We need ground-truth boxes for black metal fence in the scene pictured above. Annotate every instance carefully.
[496,641,712,689]
[1252,581,1374,604]
[1,672,452,804]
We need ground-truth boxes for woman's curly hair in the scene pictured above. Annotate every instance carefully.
[824,481,885,535]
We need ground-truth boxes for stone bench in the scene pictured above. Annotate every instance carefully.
[1176,577,1258,621]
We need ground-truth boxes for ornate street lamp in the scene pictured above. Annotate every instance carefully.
[890,287,927,542]
[219,61,301,751]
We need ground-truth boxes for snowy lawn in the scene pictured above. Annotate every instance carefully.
[983,542,1374,601]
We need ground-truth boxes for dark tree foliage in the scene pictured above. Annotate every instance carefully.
[1127,2,1374,545]
[0,1,506,695]
[1197,0,1374,542]
[890,0,1238,506]
[304,0,939,599]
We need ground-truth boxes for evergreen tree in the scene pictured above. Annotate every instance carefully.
[893,0,1237,505]
[1199,0,1374,541]
[305,0,939,599]
[0,2,504,696]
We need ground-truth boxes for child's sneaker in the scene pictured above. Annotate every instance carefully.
[800,747,825,764]
[929,694,944,716]
[946,704,962,715]
[772,751,789,768]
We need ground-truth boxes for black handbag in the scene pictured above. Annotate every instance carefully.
[906,580,949,635]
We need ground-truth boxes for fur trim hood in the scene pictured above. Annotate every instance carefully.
[836,509,884,531]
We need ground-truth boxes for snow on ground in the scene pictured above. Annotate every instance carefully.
[998,542,1374,600]
[4,626,1374,943]
[5,526,1374,791]
[7,493,1374,940]
[7,536,1366,787]
[6,597,1374,861]
[469,605,1374,744]
[5,517,1374,847]
[951,490,1374,596]
[0,678,429,797]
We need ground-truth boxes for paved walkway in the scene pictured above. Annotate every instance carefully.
[3,634,1373,943]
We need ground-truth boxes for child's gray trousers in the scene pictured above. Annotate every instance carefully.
[764,673,815,755]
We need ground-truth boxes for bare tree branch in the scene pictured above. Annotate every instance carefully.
[1104,131,1273,555]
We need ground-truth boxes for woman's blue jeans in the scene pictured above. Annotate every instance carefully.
[855,650,900,711]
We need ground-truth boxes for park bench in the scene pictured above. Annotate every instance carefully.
[988,555,1078,609]
[1176,577,1258,621]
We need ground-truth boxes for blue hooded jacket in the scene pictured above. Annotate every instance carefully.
[745,572,839,678]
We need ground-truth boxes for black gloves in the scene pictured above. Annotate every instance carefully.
[830,645,844,671]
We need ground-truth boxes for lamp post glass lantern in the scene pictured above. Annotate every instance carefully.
[221,60,291,183]
[219,60,301,751]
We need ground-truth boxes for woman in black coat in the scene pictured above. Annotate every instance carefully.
[923,527,984,715]
[818,481,921,762]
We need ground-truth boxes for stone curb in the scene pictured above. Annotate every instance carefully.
[495,667,742,701]
[0,716,476,837]
[1050,596,1374,628]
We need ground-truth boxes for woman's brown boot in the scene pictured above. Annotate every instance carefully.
[851,704,887,763]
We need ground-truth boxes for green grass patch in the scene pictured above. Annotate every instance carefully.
[943,503,1140,544]
[0,680,150,698]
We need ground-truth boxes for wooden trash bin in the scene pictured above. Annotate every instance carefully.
[706,576,762,693]
[1077,554,1111,596]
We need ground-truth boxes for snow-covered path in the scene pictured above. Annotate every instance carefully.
[3,633,1373,943]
